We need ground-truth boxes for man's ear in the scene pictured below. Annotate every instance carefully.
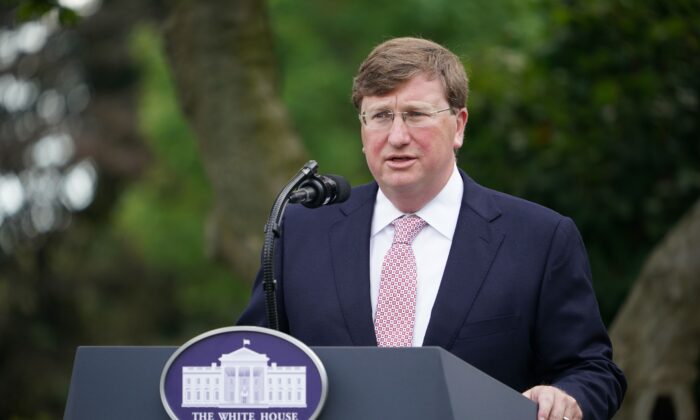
[453,107,468,149]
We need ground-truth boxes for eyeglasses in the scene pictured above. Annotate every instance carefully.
[359,107,453,130]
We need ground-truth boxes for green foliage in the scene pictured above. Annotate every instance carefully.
[9,0,79,26]
[461,0,700,322]
[119,25,250,331]
[56,5,78,25]
[14,0,56,20]
[0,23,250,420]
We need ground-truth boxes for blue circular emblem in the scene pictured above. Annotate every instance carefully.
[160,326,328,420]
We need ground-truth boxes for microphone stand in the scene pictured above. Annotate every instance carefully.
[262,160,320,331]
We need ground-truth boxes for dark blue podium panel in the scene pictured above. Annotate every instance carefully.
[315,347,536,419]
[64,346,173,419]
[64,346,536,419]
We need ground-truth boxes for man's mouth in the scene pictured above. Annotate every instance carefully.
[386,155,417,167]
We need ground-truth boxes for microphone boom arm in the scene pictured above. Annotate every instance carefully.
[261,160,320,331]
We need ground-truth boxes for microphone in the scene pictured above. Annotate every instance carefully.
[288,173,351,208]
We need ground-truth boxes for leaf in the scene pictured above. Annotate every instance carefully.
[58,7,80,26]
[15,0,55,21]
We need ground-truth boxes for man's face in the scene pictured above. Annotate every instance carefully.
[360,74,468,210]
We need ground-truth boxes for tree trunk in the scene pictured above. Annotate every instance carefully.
[163,0,307,281]
[610,198,700,420]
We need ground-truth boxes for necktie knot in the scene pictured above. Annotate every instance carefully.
[392,215,427,245]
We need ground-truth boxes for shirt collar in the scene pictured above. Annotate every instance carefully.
[371,165,464,239]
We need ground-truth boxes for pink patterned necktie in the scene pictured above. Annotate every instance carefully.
[374,215,427,347]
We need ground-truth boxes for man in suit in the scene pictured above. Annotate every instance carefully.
[238,37,626,420]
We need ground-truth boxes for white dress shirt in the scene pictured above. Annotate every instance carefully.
[369,165,464,346]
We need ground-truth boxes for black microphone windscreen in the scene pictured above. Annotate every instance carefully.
[326,174,351,203]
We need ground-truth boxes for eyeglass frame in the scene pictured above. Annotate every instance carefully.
[358,107,454,130]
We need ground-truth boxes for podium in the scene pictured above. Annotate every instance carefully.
[64,346,536,419]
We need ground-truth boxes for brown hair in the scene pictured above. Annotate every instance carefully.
[351,37,469,111]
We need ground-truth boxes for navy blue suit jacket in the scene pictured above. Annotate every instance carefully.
[238,171,626,419]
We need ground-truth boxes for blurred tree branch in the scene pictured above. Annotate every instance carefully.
[163,0,307,281]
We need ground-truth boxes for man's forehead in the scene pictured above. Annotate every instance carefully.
[360,74,447,110]
[362,98,437,110]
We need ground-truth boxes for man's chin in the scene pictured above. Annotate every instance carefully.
[379,175,424,196]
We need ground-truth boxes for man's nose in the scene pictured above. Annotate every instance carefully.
[387,115,411,146]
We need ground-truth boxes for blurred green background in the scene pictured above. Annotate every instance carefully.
[1,0,698,418]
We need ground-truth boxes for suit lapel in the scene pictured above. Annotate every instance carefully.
[423,174,504,349]
[329,184,378,346]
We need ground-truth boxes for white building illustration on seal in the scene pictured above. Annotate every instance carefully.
[181,339,307,408]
